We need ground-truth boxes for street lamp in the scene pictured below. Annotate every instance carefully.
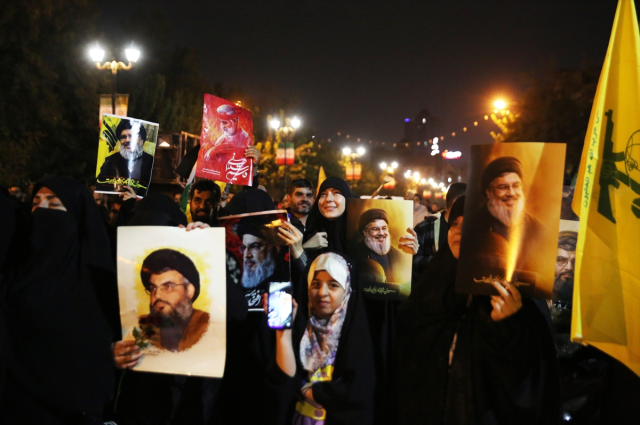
[268,115,302,193]
[494,99,506,110]
[342,146,366,185]
[90,42,140,114]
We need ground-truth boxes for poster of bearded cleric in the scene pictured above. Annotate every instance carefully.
[196,94,254,186]
[117,226,226,377]
[219,210,290,311]
[346,198,414,300]
[456,143,566,299]
[95,114,159,197]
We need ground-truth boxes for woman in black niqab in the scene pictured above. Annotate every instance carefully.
[396,196,559,425]
[303,177,355,256]
[0,177,117,424]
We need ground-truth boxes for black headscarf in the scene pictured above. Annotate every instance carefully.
[220,188,275,217]
[396,194,559,425]
[2,177,116,418]
[303,177,355,255]
[128,192,188,226]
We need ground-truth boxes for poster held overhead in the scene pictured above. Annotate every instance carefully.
[95,114,159,197]
[117,226,226,378]
[456,143,565,299]
[196,94,254,186]
[345,198,414,300]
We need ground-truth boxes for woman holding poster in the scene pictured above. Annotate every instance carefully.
[396,197,559,425]
[267,252,376,424]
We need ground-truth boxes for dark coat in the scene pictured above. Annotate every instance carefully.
[96,151,155,196]
[397,245,559,425]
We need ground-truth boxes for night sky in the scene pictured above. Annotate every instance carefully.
[94,0,620,160]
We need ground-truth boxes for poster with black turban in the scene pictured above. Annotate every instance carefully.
[117,226,226,377]
[345,198,414,300]
[219,210,291,311]
[456,143,565,299]
[96,114,159,197]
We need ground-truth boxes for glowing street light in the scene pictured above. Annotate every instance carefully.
[380,162,387,169]
[125,44,141,62]
[90,42,141,114]
[494,99,507,110]
[357,147,365,156]
[291,117,301,129]
[89,44,105,62]
[391,161,398,169]
[342,147,352,156]
[270,119,281,130]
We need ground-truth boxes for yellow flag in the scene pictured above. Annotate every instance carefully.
[572,0,640,376]
[317,166,327,196]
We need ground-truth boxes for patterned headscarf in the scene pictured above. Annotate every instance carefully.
[300,253,352,373]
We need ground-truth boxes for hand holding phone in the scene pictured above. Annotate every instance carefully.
[268,282,293,329]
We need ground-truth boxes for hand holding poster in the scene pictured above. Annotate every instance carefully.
[196,94,254,186]
[95,114,158,197]
[220,210,291,311]
[346,198,414,300]
[117,226,226,378]
[456,143,565,299]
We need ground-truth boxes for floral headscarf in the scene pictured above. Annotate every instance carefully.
[300,253,352,373]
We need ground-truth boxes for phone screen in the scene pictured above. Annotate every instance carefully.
[268,281,293,329]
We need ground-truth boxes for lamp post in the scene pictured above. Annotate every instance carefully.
[269,115,302,194]
[90,43,140,114]
[342,146,365,186]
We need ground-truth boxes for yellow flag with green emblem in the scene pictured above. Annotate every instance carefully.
[572,0,640,377]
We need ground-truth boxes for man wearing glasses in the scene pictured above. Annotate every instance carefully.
[138,249,209,352]
[96,119,155,195]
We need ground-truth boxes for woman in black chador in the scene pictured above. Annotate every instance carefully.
[0,177,118,424]
[396,196,559,425]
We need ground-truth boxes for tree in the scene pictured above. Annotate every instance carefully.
[0,0,103,185]
[493,67,599,179]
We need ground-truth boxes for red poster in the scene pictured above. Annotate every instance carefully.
[196,94,253,186]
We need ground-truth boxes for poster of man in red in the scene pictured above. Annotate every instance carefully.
[196,94,254,186]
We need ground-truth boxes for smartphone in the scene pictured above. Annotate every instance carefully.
[268,281,293,329]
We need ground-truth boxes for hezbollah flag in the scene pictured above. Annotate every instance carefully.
[317,166,326,196]
[572,0,640,376]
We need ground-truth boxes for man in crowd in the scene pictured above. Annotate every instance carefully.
[96,119,154,193]
[138,249,209,352]
[554,231,577,300]
[188,180,221,223]
[412,193,430,227]
[286,179,315,233]
[353,208,405,282]
[430,202,440,214]
[8,185,26,202]
[413,182,466,277]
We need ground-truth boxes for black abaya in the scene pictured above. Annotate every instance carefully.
[397,244,560,425]
[1,177,117,424]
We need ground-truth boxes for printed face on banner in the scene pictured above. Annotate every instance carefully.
[554,219,579,301]
[456,143,566,299]
[117,226,226,378]
[345,198,414,300]
[220,211,290,311]
[95,114,159,197]
[196,94,254,186]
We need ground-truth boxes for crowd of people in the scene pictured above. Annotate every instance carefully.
[0,159,638,424]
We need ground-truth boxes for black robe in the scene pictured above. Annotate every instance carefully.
[397,245,560,425]
[269,253,377,425]
[0,177,117,424]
